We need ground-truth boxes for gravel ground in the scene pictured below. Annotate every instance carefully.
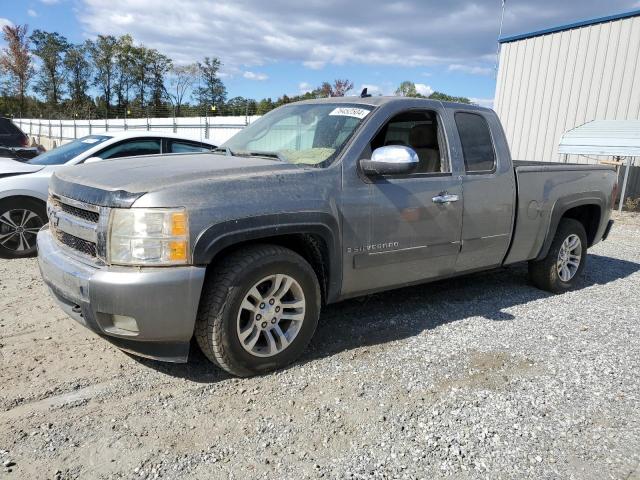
[1,212,639,480]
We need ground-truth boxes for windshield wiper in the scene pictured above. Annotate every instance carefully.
[242,151,288,163]
[213,147,235,156]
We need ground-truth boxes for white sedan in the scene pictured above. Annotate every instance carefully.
[0,131,216,259]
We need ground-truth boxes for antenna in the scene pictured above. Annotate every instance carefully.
[495,0,507,77]
[360,88,372,98]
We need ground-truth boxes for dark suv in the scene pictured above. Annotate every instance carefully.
[0,118,42,161]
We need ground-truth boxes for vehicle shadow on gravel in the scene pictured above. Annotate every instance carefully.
[134,254,639,381]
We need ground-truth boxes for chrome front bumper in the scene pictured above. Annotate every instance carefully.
[37,226,206,362]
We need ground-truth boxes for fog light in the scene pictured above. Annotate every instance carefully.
[112,314,139,333]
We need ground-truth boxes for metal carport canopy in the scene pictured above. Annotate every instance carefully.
[559,120,640,156]
[559,120,639,212]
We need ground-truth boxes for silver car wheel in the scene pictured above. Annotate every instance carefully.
[0,209,43,252]
[236,274,306,358]
[556,234,582,282]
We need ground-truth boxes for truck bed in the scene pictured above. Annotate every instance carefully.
[504,161,616,266]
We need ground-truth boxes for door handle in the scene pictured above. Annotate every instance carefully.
[432,193,460,204]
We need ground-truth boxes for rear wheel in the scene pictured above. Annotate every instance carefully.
[0,198,46,259]
[195,244,321,377]
[528,218,587,293]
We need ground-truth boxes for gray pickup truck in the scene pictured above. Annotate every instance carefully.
[37,97,617,376]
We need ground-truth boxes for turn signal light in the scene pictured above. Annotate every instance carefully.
[171,212,187,236]
[168,241,187,261]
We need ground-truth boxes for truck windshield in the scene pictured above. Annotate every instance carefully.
[28,135,111,166]
[221,103,374,167]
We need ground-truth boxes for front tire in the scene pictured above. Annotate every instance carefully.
[528,218,588,293]
[0,198,46,259]
[195,244,321,377]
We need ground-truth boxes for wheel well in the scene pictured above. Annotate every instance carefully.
[206,234,331,304]
[0,195,46,207]
[0,195,47,218]
[561,204,601,247]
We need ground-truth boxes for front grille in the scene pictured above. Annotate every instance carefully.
[49,194,102,259]
[55,229,97,258]
[59,203,99,223]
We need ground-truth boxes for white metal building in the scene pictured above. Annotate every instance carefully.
[494,9,640,164]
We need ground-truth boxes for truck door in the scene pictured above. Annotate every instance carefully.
[450,110,515,271]
[341,107,463,295]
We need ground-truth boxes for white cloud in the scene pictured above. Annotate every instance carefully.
[470,98,495,108]
[74,0,499,69]
[0,17,13,29]
[449,64,493,76]
[27,9,38,17]
[243,71,268,81]
[298,82,313,94]
[39,0,60,4]
[75,0,640,73]
[415,83,434,97]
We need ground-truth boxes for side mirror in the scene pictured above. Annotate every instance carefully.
[360,146,419,176]
[83,156,103,164]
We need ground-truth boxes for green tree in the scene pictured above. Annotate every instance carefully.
[225,96,248,115]
[428,91,471,104]
[194,57,226,108]
[395,80,419,97]
[256,97,275,115]
[87,35,119,115]
[319,78,354,97]
[30,30,70,105]
[130,45,152,108]
[166,63,198,116]
[113,35,135,111]
[147,50,172,113]
[395,81,472,104]
[0,24,34,111]
[63,43,92,110]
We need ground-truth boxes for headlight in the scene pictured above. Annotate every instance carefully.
[108,208,189,265]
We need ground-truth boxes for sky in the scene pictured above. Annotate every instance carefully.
[2,0,640,106]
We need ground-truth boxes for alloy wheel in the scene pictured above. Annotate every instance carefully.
[236,274,306,357]
[557,234,582,282]
[0,209,44,252]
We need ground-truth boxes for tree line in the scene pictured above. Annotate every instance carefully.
[0,23,469,119]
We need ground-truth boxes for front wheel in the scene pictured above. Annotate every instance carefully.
[195,244,321,377]
[0,198,47,259]
[528,218,588,293]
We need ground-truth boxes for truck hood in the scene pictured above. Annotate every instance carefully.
[50,153,307,207]
[0,157,45,176]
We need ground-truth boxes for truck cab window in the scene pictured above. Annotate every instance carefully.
[455,112,496,173]
[371,110,445,174]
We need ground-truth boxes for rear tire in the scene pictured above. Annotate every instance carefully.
[195,244,321,377]
[0,198,46,259]
[528,218,588,293]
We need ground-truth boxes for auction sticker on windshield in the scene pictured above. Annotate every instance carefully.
[329,107,371,119]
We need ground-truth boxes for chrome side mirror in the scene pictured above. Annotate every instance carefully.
[360,146,419,176]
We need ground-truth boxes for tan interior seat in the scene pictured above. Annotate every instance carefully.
[409,124,441,173]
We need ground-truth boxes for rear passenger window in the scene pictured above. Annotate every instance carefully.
[455,113,496,173]
[169,141,212,153]
[98,139,161,159]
